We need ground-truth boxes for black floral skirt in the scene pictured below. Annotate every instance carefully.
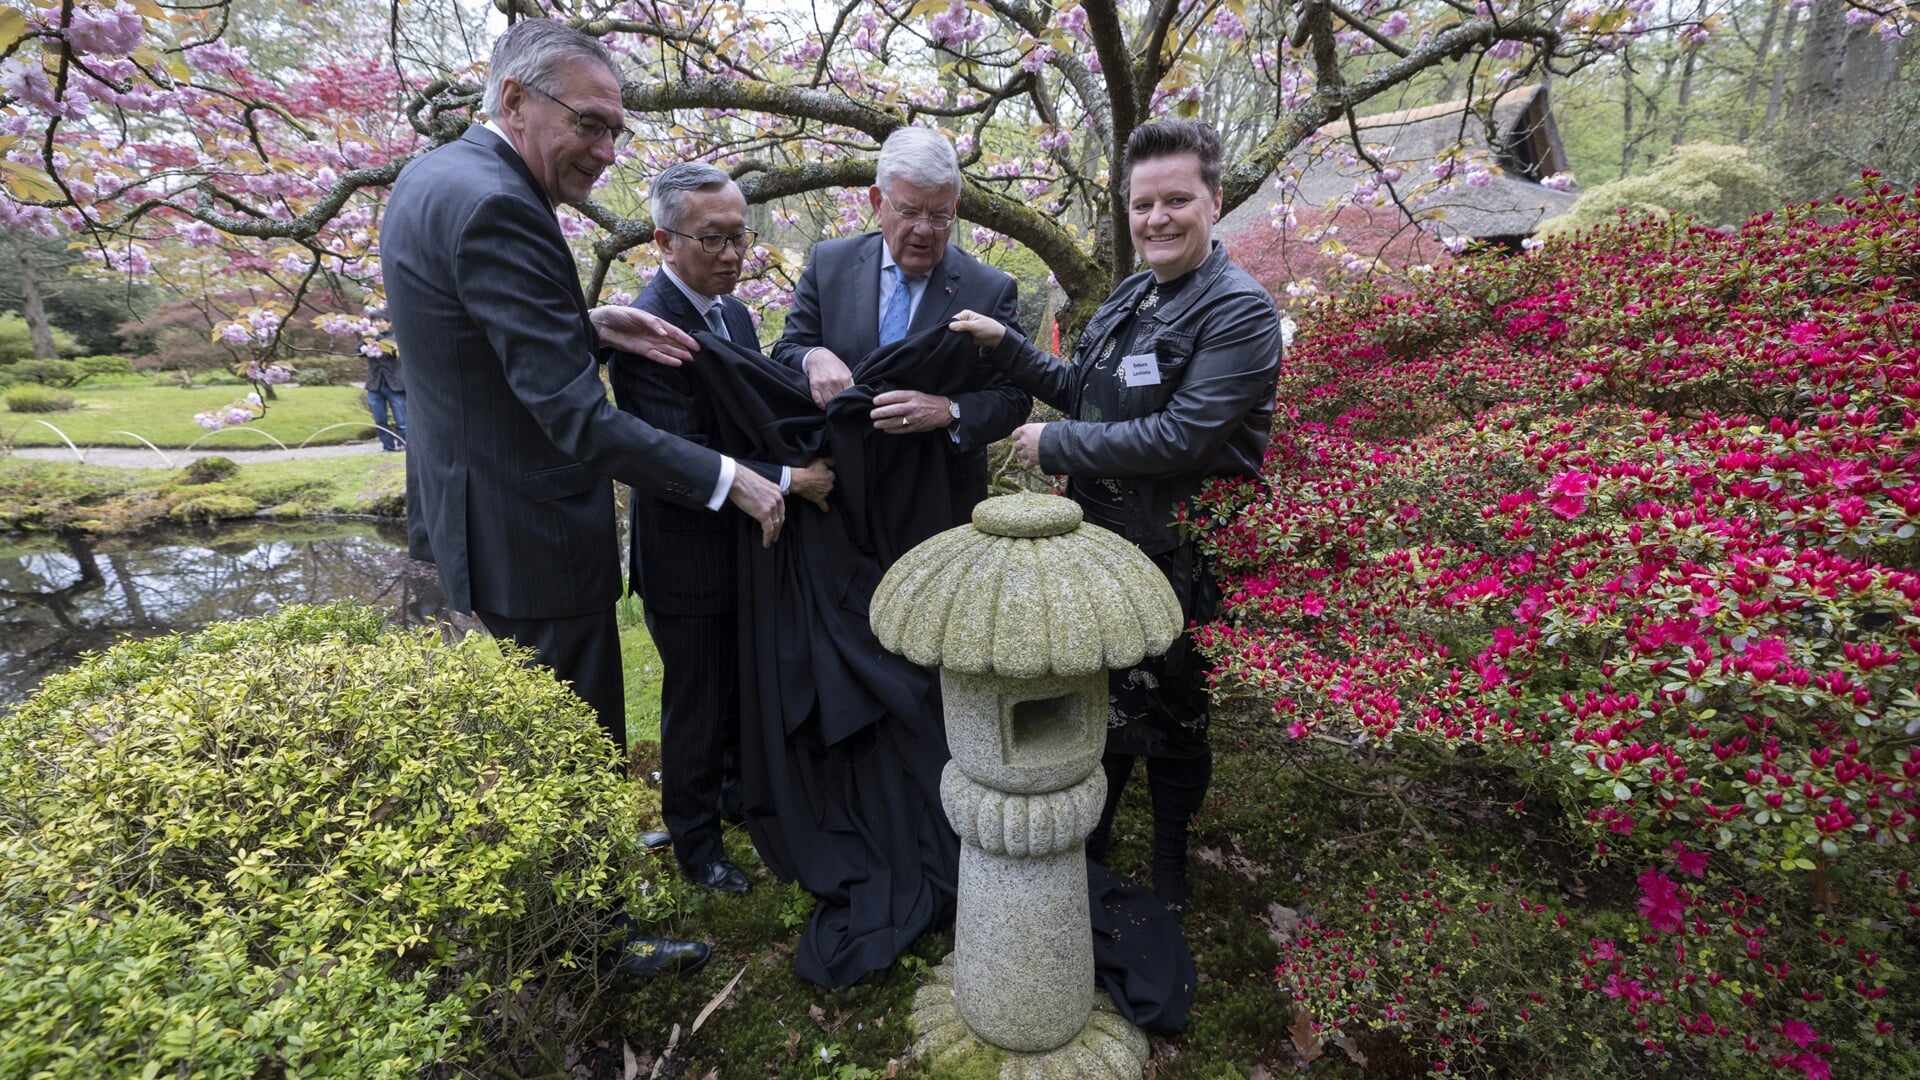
[1105,541,1216,760]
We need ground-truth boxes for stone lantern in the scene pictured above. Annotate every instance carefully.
[870,492,1182,1077]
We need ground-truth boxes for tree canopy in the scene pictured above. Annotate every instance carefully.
[1,0,1915,341]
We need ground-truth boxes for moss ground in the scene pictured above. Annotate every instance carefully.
[0,454,403,532]
[598,626,1376,1079]
[3,378,375,448]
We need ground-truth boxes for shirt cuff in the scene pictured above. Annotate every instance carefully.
[706,455,736,511]
[779,465,792,494]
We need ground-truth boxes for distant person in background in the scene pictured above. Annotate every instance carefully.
[950,119,1282,914]
[360,307,406,452]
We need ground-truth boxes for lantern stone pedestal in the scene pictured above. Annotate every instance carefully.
[870,493,1181,1079]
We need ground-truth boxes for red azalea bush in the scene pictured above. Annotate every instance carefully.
[1193,178,1920,1076]
[1227,201,1457,309]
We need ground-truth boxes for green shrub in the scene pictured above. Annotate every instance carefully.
[1538,142,1780,237]
[7,358,78,387]
[5,385,76,412]
[0,313,80,362]
[295,354,368,385]
[73,354,135,383]
[182,455,239,484]
[0,604,665,1079]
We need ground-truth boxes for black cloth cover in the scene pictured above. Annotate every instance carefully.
[682,327,1192,1027]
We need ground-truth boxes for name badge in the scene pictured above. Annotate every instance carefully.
[1121,353,1160,387]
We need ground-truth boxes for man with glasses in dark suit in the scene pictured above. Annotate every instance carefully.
[382,20,785,981]
[771,127,1029,523]
[609,163,833,897]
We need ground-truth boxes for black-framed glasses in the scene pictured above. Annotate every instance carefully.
[665,227,758,253]
[884,198,955,231]
[525,83,634,148]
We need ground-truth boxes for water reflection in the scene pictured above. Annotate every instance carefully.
[0,522,446,704]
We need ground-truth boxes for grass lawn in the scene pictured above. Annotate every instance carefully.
[4,378,375,449]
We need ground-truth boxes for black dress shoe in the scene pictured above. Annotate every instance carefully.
[640,830,672,853]
[691,858,752,894]
[609,936,711,985]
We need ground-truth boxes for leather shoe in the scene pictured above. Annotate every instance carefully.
[639,830,672,853]
[609,935,711,985]
[691,858,752,894]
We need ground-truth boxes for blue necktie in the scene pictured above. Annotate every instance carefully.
[879,265,911,346]
[704,301,729,342]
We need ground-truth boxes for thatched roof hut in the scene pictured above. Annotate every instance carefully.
[1221,84,1579,250]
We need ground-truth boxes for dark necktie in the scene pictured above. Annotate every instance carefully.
[704,301,729,342]
[879,265,912,345]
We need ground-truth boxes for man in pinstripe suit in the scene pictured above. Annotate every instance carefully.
[608,164,832,894]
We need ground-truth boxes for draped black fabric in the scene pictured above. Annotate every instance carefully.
[679,328,1192,1025]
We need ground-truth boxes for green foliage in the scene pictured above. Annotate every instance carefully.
[74,354,135,382]
[166,491,260,522]
[0,456,404,534]
[0,313,80,362]
[4,384,75,413]
[183,455,240,484]
[1539,143,1780,236]
[3,355,133,388]
[1762,84,1920,205]
[7,358,77,386]
[0,604,665,1078]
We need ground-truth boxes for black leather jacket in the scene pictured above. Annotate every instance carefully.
[987,242,1281,555]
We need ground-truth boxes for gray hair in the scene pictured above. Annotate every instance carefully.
[875,127,960,197]
[482,20,620,116]
[649,163,739,233]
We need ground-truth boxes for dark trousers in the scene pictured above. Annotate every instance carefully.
[367,388,407,451]
[1086,749,1213,908]
[475,606,627,759]
[647,607,740,871]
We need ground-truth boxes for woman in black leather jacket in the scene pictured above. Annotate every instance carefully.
[950,119,1281,911]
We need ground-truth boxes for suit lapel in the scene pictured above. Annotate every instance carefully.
[466,126,595,335]
[845,234,882,360]
[647,272,704,338]
[721,298,760,353]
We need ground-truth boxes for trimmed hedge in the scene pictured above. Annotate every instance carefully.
[5,384,76,412]
[0,604,666,1078]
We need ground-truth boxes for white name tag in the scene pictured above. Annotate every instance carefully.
[1121,352,1161,387]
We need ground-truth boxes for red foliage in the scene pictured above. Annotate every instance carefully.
[1196,179,1920,1073]
[1226,201,1456,308]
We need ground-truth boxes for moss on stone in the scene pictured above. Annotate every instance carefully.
[872,493,1181,678]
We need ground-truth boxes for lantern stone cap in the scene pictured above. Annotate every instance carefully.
[871,492,1183,678]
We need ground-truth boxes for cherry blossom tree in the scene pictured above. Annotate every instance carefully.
[4,0,1916,339]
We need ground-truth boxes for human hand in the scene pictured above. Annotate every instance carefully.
[871,390,953,436]
[804,348,853,408]
[789,458,835,512]
[948,309,1006,348]
[591,306,699,366]
[1010,422,1045,470]
[728,466,785,547]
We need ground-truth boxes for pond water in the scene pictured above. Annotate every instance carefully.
[0,521,447,704]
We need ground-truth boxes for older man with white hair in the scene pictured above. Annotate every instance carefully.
[772,126,1029,524]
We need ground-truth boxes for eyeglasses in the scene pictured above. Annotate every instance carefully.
[524,83,634,148]
[665,228,758,253]
[884,198,955,231]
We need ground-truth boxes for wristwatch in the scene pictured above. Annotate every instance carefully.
[947,399,962,428]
